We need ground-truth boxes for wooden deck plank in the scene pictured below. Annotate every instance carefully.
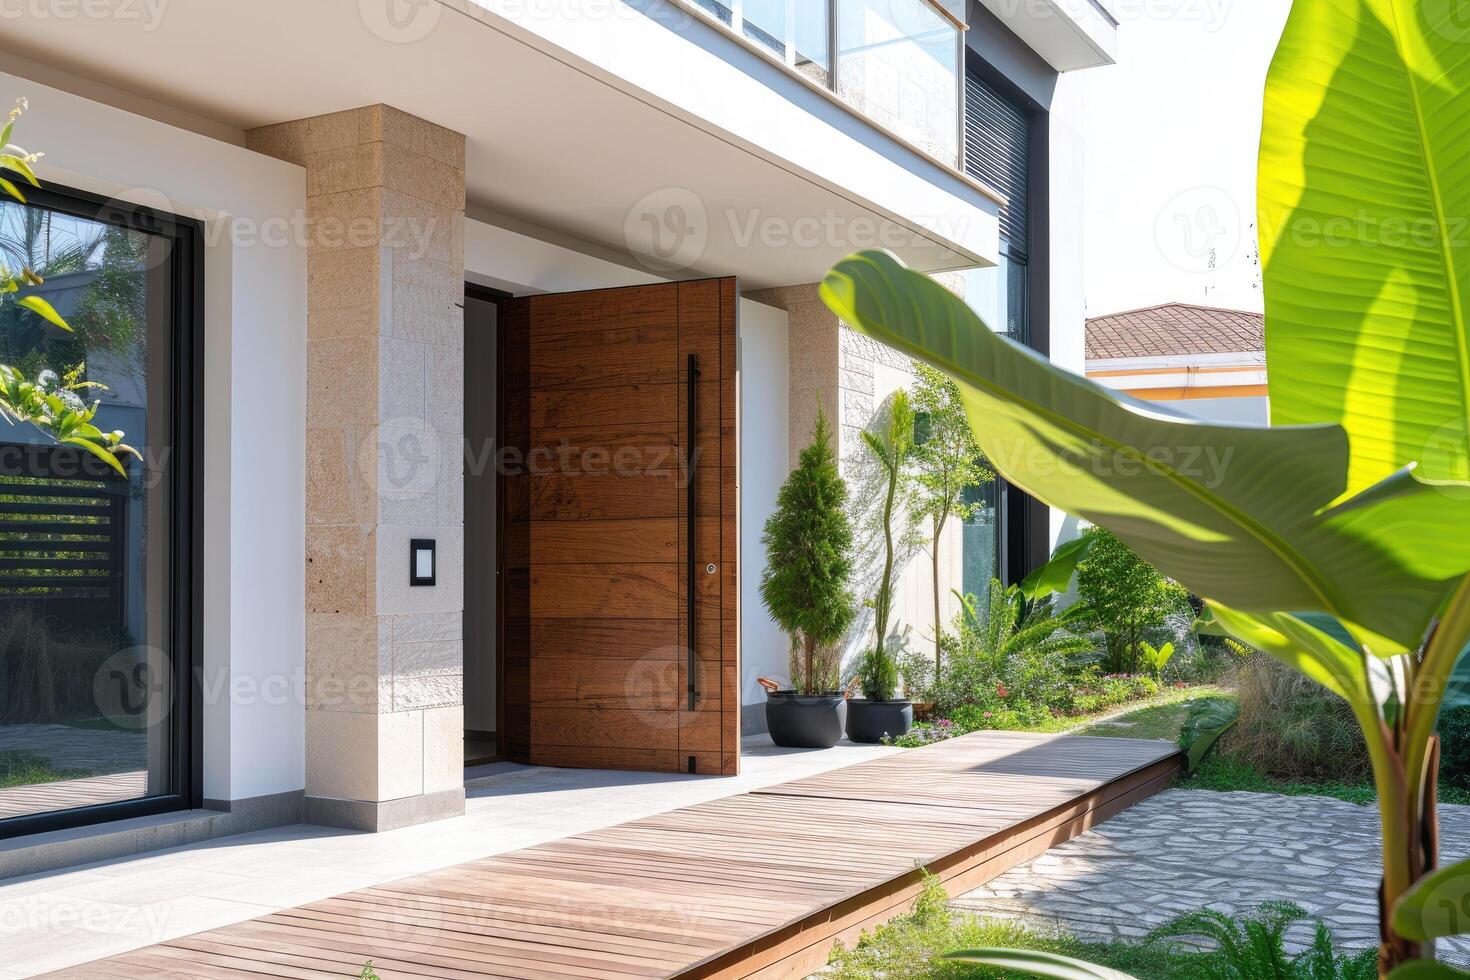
[47,732,1181,980]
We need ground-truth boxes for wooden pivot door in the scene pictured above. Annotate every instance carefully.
[501,279,739,776]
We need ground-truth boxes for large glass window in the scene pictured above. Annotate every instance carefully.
[957,251,1028,342]
[0,186,197,836]
[693,0,833,84]
[689,0,962,166]
[836,0,960,164]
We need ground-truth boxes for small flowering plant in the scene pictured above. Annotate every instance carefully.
[881,718,959,748]
[0,98,138,476]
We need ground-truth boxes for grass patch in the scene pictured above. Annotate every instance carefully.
[893,686,1233,748]
[0,751,90,789]
[826,876,1195,979]
[826,875,1376,979]
[1181,754,1470,806]
[1069,687,1235,741]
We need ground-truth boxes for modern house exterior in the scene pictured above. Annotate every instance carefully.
[1085,303,1269,424]
[0,0,1118,874]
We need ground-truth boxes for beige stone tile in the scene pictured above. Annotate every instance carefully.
[306,524,374,616]
[376,105,466,170]
[309,187,383,254]
[51,866,256,908]
[393,671,463,712]
[393,638,460,678]
[374,420,446,502]
[245,120,309,166]
[305,708,378,800]
[379,336,430,425]
[376,709,424,801]
[307,338,379,428]
[306,108,369,154]
[379,489,438,527]
[382,142,466,211]
[388,277,460,346]
[391,610,462,645]
[305,613,384,711]
[388,253,460,292]
[422,704,464,794]
[306,142,383,198]
[438,445,465,527]
[307,246,380,314]
[306,426,376,526]
[429,343,464,434]
[376,524,463,616]
[309,302,379,341]
[381,188,458,268]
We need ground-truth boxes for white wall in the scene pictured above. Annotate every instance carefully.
[839,353,964,678]
[9,70,308,802]
[1159,396,1270,426]
[738,300,790,704]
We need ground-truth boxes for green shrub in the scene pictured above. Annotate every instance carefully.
[949,702,1052,731]
[1075,526,1190,674]
[759,406,855,693]
[0,750,88,789]
[885,719,964,747]
[1062,674,1159,716]
[857,647,901,702]
[929,579,1094,716]
[827,875,1374,979]
[1144,901,1377,979]
[1220,654,1369,784]
[1438,703,1470,791]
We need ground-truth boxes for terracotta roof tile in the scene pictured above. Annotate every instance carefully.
[1085,303,1264,359]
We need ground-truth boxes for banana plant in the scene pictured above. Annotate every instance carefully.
[820,0,1470,970]
[822,244,1470,974]
[1138,641,1175,681]
[0,98,137,476]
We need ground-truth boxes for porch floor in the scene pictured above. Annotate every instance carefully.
[35,732,1179,979]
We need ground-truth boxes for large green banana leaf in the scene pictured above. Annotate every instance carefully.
[1392,857,1470,941]
[1260,0,1470,494]
[821,249,1470,654]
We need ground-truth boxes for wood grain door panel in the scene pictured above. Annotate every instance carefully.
[501,279,739,776]
[529,565,680,620]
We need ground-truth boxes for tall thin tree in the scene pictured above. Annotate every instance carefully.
[909,363,993,678]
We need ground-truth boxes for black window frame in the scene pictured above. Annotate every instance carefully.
[0,180,204,841]
[961,49,1053,585]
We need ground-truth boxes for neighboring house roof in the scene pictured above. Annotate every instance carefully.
[1085,303,1264,360]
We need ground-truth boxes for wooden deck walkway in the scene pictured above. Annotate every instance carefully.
[46,732,1180,980]
[0,769,147,819]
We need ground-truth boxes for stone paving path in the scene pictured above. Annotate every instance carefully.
[953,788,1470,963]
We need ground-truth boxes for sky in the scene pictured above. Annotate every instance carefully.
[1079,0,1294,317]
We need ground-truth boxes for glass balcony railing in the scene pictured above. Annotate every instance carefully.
[689,0,962,166]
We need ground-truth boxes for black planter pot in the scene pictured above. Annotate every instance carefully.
[766,692,848,749]
[845,698,914,744]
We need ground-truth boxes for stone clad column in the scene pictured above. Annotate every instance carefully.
[248,106,466,831]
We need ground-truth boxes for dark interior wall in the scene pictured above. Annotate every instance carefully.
[463,292,499,737]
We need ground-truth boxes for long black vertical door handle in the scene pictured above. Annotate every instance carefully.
[686,353,700,712]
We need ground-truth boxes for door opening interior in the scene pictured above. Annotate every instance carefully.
[464,288,503,765]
